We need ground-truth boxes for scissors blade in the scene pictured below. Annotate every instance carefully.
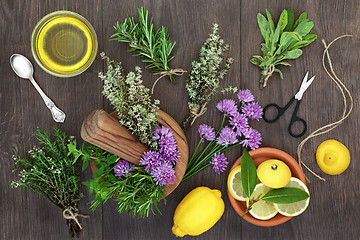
[295,72,315,100]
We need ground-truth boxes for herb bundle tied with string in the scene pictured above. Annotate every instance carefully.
[111,7,186,93]
[183,24,234,129]
[10,127,86,238]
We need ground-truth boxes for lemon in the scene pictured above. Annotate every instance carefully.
[246,183,278,220]
[274,177,310,217]
[172,186,224,237]
[316,139,350,175]
[227,165,247,201]
[257,159,291,188]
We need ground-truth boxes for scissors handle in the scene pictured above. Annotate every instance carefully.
[263,97,295,123]
[288,100,307,138]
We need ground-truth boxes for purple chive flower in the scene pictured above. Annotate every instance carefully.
[152,126,173,141]
[216,99,238,116]
[114,159,134,179]
[240,127,262,150]
[229,112,249,136]
[163,149,180,165]
[210,152,228,174]
[242,102,263,120]
[216,126,239,147]
[151,162,176,186]
[140,150,162,171]
[237,89,255,103]
[198,124,216,141]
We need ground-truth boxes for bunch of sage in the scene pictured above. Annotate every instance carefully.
[251,9,317,88]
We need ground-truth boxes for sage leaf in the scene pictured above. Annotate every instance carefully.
[285,9,295,32]
[274,68,284,79]
[240,149,257,198]
[294,20,314,37]
[266,9,275,32]
[293,12,307,30]
[261,187,309,204]
[270,25,281,54]
[257,13,271,44]
[277,9,288,31]
[282,49,303,60]
[277,61,291,66]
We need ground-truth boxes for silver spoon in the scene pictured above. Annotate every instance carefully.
[10,54,66,123]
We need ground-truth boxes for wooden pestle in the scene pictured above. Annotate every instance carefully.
[80,109,149,165]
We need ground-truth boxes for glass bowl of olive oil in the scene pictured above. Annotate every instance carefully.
[31,11,98,77]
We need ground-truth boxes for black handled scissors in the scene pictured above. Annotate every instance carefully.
[263,72,315,138]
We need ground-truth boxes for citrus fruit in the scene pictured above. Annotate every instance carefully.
[316,139,350,175]
[227,165,247,201]
[257,159,291,188]
[274,177,310,217]
[172,186,224,237]
[246,183,278,220]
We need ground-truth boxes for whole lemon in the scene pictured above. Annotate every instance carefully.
[316,139,350,175]
[172,186,224,237]
[257,159,291,188]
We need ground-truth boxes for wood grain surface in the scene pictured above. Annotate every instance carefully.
[1,0,359,239]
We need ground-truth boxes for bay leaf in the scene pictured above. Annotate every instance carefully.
[240,149,257,198]
[261,187,309,204]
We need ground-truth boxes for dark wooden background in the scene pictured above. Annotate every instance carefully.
[1,0,359,239]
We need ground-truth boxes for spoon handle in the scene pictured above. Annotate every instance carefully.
[29,76,66,123]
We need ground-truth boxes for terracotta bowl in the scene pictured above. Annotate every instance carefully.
[227,147,306,227]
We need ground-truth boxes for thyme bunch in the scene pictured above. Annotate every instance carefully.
[183,24,234,129]
[111,7,180,83]
[10,128,84,237]
[69,144,165,217]
[99,52,160,149]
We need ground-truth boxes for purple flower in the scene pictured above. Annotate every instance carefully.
[216,127,239,147]
[114,159,134,179]
[163,149,180,165]
[216,99,238,116]
[210,152,228,174]
[140,150,162,171]
[240,128,262,150]
[237,89,255,103]
[151,162,176,186]
[198,124,216,141]
[229,112,249,136]
[242,102,263,120]
[152,126,173,141]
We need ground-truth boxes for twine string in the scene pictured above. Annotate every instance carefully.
[63,209,89,230]
[261,64,275,88]
[296,35,353,182]
[190,102,208,125]
[151,68,187,94]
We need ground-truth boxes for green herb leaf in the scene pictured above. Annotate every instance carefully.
[257,13,271,45]
[293,12,307,30]
[284,9,295,32]
[240,149,257,198]
[277,9,288,31]
[274,68,284,79]
[261,187,309,204]
[266,9,275,32]
[282,49,303,60]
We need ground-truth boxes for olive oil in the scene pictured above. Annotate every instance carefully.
[33,12,97,76]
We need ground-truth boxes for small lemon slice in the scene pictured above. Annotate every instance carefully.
[273,177,310,217]
[227,165,247,201]
[246,183,278,220]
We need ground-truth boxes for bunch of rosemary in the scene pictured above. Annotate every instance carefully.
[10,128,84,237]
[111,7,185,91]
[68,144,164,217]
[99,52,160,149]
[251,9,317,88]
[183,24,233,129]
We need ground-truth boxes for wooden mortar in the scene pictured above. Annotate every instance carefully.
[80,109,189,197]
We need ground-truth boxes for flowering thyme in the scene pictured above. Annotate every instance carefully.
[10,128,84,237]
[99,53,160,149]
[183,24,234,128]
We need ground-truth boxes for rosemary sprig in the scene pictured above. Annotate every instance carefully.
[111,7,178,83]
[10,128,84,237]
[69,144,165,218]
